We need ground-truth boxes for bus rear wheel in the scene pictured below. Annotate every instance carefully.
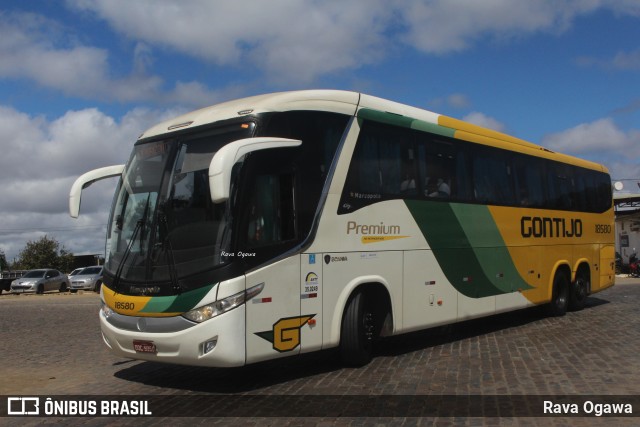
[547,270,569,317]
[340,291,374,367]
[569,269,589,311]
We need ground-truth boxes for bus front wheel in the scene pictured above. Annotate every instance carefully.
[340,291,374,367]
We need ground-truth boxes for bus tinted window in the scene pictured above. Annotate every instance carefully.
[339,117,611,214]
[420,138,458,200]
[341,120,416,207]
[546,163,574,210]
[514,155,545,207]
[472,146,515,205]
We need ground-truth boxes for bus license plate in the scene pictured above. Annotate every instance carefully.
[133,340,157,354]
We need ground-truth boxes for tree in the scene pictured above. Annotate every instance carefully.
[14,236,74,272]
[0,250,7,271]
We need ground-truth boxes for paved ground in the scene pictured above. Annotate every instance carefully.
[1,278,640,426]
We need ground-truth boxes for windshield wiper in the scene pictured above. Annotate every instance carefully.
[139,193,152,255]
[157,208,183,294]
[112,218,143,294]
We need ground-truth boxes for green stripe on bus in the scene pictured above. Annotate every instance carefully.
[140,284,215,314]
[450,204,533,293]
[404,200,532,298]
[357,108,455,138]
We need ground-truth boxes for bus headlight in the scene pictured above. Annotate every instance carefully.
[101,300,114,318]
[183,282,264,323]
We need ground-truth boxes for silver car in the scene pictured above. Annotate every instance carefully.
[68,268,84,278]
[10,269,70,294]
[69,266,103,293]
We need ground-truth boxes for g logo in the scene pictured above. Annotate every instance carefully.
[255,315,315,352]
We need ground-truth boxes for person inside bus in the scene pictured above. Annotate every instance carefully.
[400,172,416,194]
[247,204,264,244]
[429,178,450,197]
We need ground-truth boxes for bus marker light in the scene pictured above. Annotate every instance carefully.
[425,281,436,286]
[437,300,443,306]
[167,121,193,130]
[308,319,316,326]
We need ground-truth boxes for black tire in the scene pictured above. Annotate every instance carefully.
[569,269,588,311]
[36,284,44,295]
[94,281,102,293]
[547,270,569,317]
[59,282,68,293]
[340,291,374,366]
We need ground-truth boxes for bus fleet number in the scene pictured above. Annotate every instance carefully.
[115,302,135,311]
[595,224,612,234]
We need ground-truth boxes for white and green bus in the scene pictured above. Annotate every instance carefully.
[70,90,615,367]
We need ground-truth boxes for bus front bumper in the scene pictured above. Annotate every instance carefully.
[99,305,246,367]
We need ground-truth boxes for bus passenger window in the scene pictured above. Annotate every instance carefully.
[514,156,545,207]
[472,148,515,205]
[419,137,458,200]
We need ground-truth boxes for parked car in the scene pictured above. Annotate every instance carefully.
[69,266,103,293]
[0,270,27,293]
[10,269,69,294]
[69,268,84,278]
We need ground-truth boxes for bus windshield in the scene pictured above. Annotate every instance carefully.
[105,122,255,289]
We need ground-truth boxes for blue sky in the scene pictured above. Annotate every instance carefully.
[1,0,639,263]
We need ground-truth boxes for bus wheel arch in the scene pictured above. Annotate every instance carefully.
[569,262,590,311]
[338,281,393,366]
[547,265,570,317]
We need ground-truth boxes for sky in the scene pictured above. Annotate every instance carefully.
[1,0,640,264]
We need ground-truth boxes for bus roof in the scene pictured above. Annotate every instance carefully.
[139,90,360,140]
[139,89,607,173]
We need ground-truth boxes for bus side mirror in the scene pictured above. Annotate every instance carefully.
[69,164,125,218]
[208,137,302,203]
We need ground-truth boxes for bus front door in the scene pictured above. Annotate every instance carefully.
[244,255,301,364]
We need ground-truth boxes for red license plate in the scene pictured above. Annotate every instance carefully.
[133,340,157,354]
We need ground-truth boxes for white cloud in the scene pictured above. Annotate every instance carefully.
[542,118,640,183]
[62,0,640,87]
[68,0,392,84]
[0,11,114,96]
[0,11,224,107]
[612,49,640,70]
[398,0,601,54]
[576,48,640,71]
[4,2,640,98]
[447,94,472,109]
[0,105,176,261]
[543,118,633,154]
[462,112,506,132]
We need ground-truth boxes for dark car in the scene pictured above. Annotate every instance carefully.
[0,270,26,293]
[10,269,69,294]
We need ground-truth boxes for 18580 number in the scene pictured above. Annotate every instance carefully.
[115,301,135,310]
[595,224,612,234]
